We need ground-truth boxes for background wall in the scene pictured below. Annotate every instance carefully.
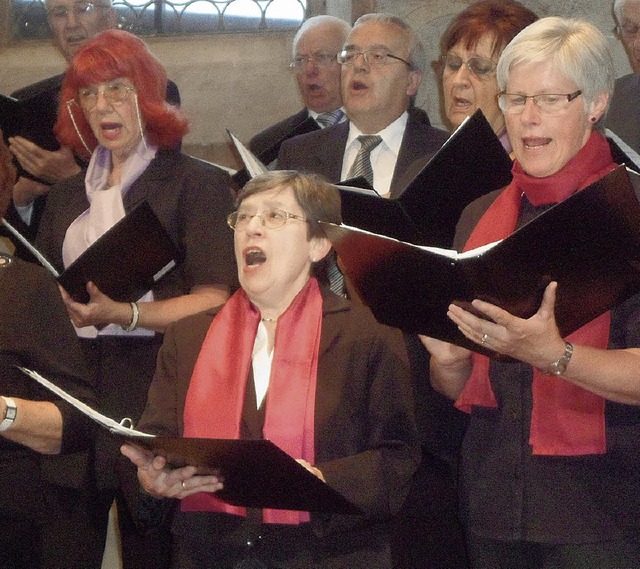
[0,0,631,171]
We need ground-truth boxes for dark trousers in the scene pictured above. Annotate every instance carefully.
[391,450,469,568]
[467,534,640,569]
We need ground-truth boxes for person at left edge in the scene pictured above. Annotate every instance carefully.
[121,170,420,569]
[35,29,236,569]
[4,0,179,260]
[0,135,98,567]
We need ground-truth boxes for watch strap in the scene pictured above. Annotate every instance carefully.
[543,341,573,376]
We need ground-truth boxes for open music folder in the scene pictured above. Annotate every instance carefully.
[326,165,640,357]
[335,109,513,248]
[18,366,359,514]
[2,201,180,304]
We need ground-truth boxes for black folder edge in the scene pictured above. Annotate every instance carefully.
[335,109,513,247]
[17,365,360,515]
[57,201,182,303]
[2,201,181,304]
[325,165,640,357]
[119,435,360,514]
[231,116,320,187]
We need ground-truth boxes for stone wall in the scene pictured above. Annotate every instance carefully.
[0,0,630,168]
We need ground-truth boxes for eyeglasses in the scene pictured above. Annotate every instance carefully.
[337,49,411,68]
[497,90,583,115]
[289,53,337,71]
[227,208,308,231]
[47,1,108,19]
[440,54,497,79]
[77,81,136,111]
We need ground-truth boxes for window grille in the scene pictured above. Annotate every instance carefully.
[12,0,306,39]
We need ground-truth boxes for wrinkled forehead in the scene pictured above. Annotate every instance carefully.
[621,0,640,22]
[346,21,410,54]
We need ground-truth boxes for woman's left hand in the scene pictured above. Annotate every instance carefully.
[59,281,132,329]
[448,281,566,369]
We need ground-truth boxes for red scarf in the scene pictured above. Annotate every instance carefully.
[455,131,616,455]
[181,278,322,524]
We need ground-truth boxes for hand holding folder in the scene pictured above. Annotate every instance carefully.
[18,366,359,514]
[2,201,180,303]
[327,166,640,356]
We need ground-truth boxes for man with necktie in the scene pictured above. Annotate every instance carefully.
[248,15,351,155]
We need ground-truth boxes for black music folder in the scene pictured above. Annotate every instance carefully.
[2,201,180,304]
[231,116,320,187]
[327,166,640,356]
[336,109,513,248]
[1,90,62,182]
[19,366,359,514]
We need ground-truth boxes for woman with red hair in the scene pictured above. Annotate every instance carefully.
[36,29,237,569]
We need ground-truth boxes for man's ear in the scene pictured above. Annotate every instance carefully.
[407,69,423,97]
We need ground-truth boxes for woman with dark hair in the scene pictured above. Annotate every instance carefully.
[121,170,420,569]
[439,0,537,151]
[0,132,98,568]
[36,29,236,569]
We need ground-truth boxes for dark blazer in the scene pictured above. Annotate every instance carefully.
[35,148,237,301]
[0,255,100,567]
[278,107,450,198]
[248,108,310,156]
[138,287,420,568]
[607,73,640,154]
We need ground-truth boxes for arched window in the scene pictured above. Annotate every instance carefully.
[12,0,307,39]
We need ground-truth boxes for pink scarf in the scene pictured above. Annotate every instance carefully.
[455,132,616,455]
[182,278,322,523]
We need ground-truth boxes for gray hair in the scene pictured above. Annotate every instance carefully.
[613,0,634,24]
[352,13,426,73]
[292,15,351,56]
[497,17,614,127]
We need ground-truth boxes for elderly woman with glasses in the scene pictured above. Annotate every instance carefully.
[439,0,537,152]
[121,170,419,569]
[35,29,236,569]
[422,17,640,568]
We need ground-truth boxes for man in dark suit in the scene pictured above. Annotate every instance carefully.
[248,15,351,156]
[279,14,469,568]
[608,0,640,153]
[278,13,449,196]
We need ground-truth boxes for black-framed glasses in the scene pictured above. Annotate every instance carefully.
[77,81,136,111]
[439,54,497,79]
[497,90,583,115]
[337,49,411,68]
[227,208,308,231]
[48,1,109,19]
[289,53,337,71]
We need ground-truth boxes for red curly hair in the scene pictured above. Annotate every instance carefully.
[0,134,17,219]
[55,29,188,159]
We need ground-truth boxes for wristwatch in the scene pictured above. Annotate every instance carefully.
[543,341,573,376]
[0,397,17,432]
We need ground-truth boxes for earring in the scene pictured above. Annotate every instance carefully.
[133,93,148,150]
[590,116,597,123]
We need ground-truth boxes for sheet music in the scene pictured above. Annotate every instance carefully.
[18,366,154,438]
[227,129,269,178]
[1,218,60,277]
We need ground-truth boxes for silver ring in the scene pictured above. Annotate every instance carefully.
[181,481,186,490]
[481,333,489,345]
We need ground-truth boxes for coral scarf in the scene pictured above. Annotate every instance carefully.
[455,132,616,455]
[181,278,322,524]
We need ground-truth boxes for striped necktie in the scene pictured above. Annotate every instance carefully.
[347,135,383,187]
[316,109,344,128]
